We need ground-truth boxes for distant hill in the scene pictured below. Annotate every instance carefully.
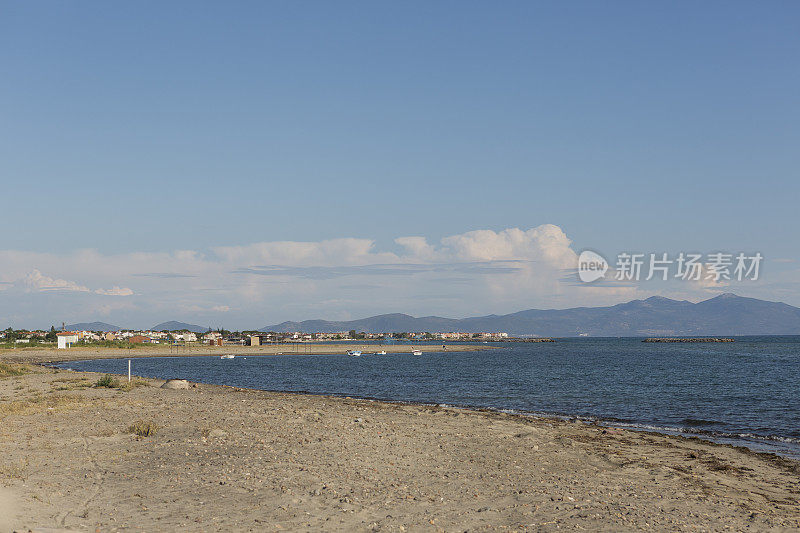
[260,294,800,336]
[151,321,208,333]
[65,321,121,332]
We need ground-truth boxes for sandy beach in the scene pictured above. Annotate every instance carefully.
[1,361,799,532]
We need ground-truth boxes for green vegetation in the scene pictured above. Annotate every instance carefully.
[93,374,148,391]
[0,327,59,348]
[95,374,121,388]
[74,339,139,349]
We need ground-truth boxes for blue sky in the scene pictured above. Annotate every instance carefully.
[1,2,799,329]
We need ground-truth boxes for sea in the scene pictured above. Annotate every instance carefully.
[56,336,800,458]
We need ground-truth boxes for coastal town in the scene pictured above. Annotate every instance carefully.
[0,327,511,349]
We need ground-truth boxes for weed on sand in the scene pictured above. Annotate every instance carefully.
[127,420,158,437]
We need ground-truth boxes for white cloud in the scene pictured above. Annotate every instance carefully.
[12,270,133,297]
[95,286,135,296]
[213,238,398,266]
[18,270,90,293]
[2,224,790,329]
[400,225,578,267]
[395,236,436,261]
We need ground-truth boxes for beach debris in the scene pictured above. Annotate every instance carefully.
[161,379,191,389]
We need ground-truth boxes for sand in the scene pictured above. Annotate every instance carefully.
[1,362,799,532]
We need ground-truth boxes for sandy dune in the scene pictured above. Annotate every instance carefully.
[1,364,799,532]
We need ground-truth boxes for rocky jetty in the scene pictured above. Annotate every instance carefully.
[643,338,734,343]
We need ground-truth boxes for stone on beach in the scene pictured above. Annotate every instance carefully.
[160,379,191,389]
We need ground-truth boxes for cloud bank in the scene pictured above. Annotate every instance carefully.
[0,224,781,329]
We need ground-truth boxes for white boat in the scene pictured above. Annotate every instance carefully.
[375,350,387,355]
[220,354,235,359]
[347,350,362,357]
[412,350,423,356]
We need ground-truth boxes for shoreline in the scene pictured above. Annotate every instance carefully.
[0,342,494,365]
[1,362,799,531]
[53,355,800,460]
[86,364,800,467]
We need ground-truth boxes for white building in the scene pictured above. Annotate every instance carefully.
[173,332,198,342]
[57,332,79,349]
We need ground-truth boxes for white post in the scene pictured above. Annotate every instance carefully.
[128,359,131,382]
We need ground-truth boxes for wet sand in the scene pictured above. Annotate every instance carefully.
[1,363,799,532]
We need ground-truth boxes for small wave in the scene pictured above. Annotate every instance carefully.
[610,422,684,433]
[728,432,800,444]
[680,418,725,427]
[602,416,636,424]
[606,421,800,446]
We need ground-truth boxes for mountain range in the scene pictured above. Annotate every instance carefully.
[150,321,208,333]
[259,294,800,336]
[65,321,121,332]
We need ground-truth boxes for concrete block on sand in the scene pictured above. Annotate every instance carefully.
[160,379,190,389]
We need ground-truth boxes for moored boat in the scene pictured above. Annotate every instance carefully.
[347,350,362,357]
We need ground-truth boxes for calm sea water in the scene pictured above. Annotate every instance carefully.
[57,337,800,458]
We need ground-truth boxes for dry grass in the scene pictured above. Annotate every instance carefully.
[52,376,90,383]
[0,362,31,378]
[52,377,93,391]
[94,375,149,391]
[118,378,149,391]
[0,394,89,420]
[127,419,158,437]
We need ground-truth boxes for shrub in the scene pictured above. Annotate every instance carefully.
[95,374,120,388]
[127,420,158,437]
